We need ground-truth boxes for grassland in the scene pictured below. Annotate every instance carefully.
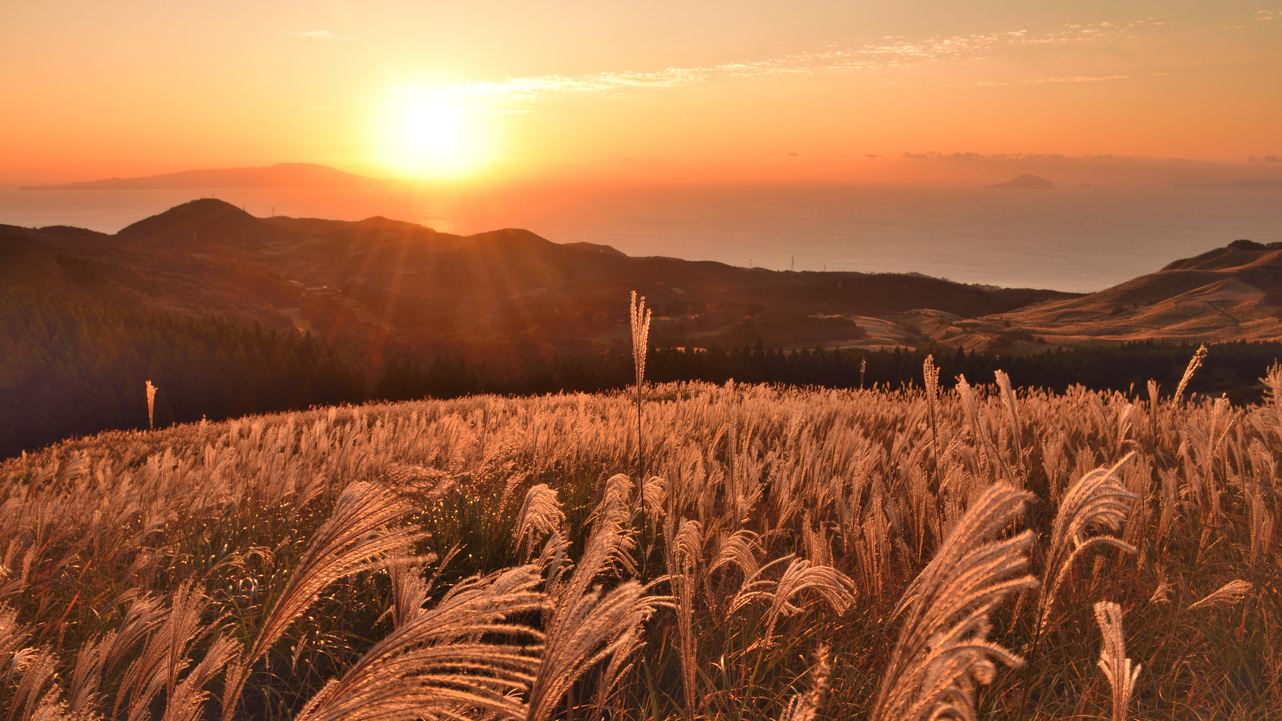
[1,363,1278,719]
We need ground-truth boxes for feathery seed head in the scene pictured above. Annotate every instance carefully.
[1174,344,1208,402]
[1094,601,1140,721]
[1039,453,1140,634]
[630,291,652,389]
[1187,579,1252,612]
[146,380,158,431]
[923,355,939,403]
[873,482,1037,721]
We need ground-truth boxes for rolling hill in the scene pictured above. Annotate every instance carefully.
[924,239,1282,350]
[2,198,1076,352]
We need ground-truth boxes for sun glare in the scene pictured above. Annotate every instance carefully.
[374,94,491,180]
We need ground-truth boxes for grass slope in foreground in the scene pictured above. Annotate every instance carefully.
[0,371,1278,719]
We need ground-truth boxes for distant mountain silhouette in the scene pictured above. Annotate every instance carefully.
[1,198,1074,353]
[20,163,390,191]
[987,174,1055,190]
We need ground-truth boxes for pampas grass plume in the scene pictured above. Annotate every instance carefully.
[1094,601,1140,721]
[146,380,158,431]
[871,482,1037,721]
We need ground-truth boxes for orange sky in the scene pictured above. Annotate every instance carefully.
[2,1,1280,185]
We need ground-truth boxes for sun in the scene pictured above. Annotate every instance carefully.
[374,94,491,180]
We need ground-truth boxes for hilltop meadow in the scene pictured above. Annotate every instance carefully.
[1,343,1278,720]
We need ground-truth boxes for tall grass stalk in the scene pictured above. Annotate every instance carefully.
[923,355,940,490]
[630,291,651,485]
[146,380,158,431]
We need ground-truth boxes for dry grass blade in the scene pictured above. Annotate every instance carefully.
[294,565,545,721]
[1187,579,1252,612]
[1038,453,1140,635]
[777,644,831,721]
[872,482,1037,721]
[221,481,419,721]
[1094,601,1140,721]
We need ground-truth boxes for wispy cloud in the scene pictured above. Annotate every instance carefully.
[403,14,1270,104]
[297,30,340,40]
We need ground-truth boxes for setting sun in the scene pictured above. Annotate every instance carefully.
[373,93,491,180]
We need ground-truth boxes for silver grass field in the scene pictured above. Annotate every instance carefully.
[1,356,1279,719]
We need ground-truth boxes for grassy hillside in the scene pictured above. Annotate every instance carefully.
[1,364,1278,719]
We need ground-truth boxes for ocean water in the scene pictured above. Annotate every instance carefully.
[1,183,1278,293]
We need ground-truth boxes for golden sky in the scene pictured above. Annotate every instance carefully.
[2,1,1280,185]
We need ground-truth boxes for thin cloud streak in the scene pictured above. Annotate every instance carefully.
[407,16,1264,104]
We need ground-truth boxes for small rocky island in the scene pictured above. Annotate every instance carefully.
[987,173,1055,190]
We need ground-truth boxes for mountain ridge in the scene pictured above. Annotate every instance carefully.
[20,163,390,191]
[7,197,1276,355]
[2,198,1075,352]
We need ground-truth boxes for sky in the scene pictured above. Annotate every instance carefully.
[2,1,1280,186]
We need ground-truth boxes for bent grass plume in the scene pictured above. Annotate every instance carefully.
[294,565,545,721]
[526,494,659,721]
[221,482,420,721]
[871,482,1037,721]
[1037,453,1140,637]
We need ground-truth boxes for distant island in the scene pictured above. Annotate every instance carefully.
[20,162,391,191]
[987,173,1055,190]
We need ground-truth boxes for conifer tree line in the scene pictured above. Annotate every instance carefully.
[4,289,1279,458]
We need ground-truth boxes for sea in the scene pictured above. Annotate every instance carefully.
[2,182,1278,294]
